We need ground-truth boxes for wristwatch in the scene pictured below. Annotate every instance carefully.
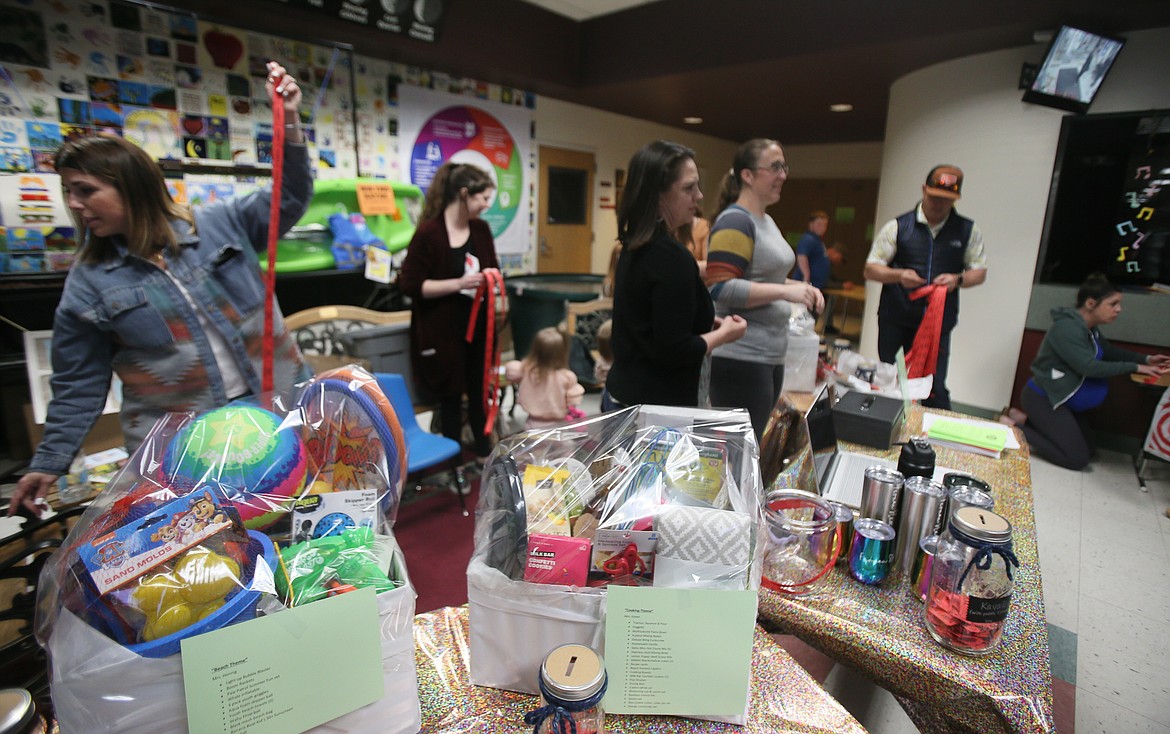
[957,272,965,287]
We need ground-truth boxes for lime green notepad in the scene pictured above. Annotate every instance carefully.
[927,418,1008,452]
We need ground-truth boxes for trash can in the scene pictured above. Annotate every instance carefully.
[337,322,419,402]
[505,274,604,359]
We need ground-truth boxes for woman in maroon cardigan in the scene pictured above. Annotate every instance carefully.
[398,162,501,459]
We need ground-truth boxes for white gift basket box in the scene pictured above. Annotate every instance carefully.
[467,404,763,724]
[49,539,420,734]
[38,366,421,734]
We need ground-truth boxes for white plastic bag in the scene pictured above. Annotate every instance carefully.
[784,305,820,392]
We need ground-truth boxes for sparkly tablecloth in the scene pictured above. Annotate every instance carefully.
[412,605,866,733]
[757,404,1054,733]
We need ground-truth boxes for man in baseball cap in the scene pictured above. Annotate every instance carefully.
[863,164,987,409]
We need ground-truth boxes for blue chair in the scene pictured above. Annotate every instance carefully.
[374,372,469,516]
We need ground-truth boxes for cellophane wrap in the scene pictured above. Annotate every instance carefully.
[468,404,763,723]
[758,392,818,494]
[35,364,419,734]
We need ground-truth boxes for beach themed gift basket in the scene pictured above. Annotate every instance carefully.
[35,364,421,734]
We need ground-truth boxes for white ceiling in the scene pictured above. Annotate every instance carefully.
[517,0,664,21]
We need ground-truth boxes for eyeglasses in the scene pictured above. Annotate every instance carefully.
[755,161,789,175]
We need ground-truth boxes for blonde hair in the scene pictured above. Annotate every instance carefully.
[524,327,571,383]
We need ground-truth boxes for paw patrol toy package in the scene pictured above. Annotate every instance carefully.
[36,364,420,734]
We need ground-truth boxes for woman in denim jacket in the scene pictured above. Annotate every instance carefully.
[9,61,312,517]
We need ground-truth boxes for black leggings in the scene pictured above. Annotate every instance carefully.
[1020,386,1094,470]
[439,324,493,458]
[710,356,784,440]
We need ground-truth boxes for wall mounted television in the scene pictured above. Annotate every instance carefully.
[1022,26,1125,114]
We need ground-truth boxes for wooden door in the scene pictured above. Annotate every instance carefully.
[537,146,594,273]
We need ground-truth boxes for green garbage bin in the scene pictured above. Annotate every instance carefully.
[505,274,604,358]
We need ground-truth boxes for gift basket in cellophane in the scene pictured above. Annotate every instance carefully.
[35,365,422,734]
[467,404,764,724]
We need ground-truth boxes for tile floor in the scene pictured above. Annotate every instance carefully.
[506,392,1170,733]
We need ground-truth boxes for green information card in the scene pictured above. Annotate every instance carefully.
[603,587,757,716]
[181,587,383,734]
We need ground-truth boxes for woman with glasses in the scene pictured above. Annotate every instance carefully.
[705,138,824,438]
[604,140,746,410]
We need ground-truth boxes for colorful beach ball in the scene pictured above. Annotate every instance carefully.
[162,405,308,530]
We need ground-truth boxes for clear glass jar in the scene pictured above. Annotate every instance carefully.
[924,507,1019,656]
[528,644,606,734]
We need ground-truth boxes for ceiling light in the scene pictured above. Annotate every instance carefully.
[683,116,703,125]
[829,104,853,113]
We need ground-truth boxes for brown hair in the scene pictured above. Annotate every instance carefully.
[616,140,696,250]
[809,210,829,222]
[54,135,192,263]
[524,327,571,383]
[714,138,781,218]
[596,319,613,362]
[421,161,495,221]
[1076,272,1119,307]
[602,242,622,297]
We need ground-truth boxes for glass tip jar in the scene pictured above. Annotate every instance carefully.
[924,506,1019,656]
[526,643,607,734]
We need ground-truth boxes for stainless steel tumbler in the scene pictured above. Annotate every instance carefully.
[859,466,904,527]
[893,475,946,575]
[940,473,992,532]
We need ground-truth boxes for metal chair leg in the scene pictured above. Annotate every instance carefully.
[1134,450,1150,493]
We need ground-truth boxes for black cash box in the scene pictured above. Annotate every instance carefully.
[831,391,905,450]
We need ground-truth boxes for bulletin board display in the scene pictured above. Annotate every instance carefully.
[0,1,356,174]
[0,1,541,275]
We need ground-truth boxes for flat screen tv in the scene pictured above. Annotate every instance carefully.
[1023,26,1125,114]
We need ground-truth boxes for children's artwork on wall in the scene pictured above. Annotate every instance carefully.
[145,37,170,58]
[118,80,150,105]
[169,14,197,43]
[199,24,247,73]
[123,106,180,159]
[87,76,118,103]
[0,6,50,68]
[25,121,59,151]
[90,103,122,129]
[175,64,201,89]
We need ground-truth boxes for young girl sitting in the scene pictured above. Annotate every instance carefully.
[505,327,586,429]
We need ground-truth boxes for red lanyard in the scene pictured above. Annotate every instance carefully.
[466,269,504,436]
[905,284,947,386]
[262,93,285,394]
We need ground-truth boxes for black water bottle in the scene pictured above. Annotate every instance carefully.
[897,437,936,480]
[893,437,935,529]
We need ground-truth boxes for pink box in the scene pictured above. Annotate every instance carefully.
[524,533,592,587]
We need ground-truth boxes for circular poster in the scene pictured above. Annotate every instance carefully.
[409,105,521,237]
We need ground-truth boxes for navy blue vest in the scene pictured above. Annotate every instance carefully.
[877,207,974,330]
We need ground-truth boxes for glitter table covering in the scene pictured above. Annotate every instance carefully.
[757,404,1054,733]
[412,605,865,733]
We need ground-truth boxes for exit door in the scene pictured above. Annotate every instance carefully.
[537,146,594,273]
